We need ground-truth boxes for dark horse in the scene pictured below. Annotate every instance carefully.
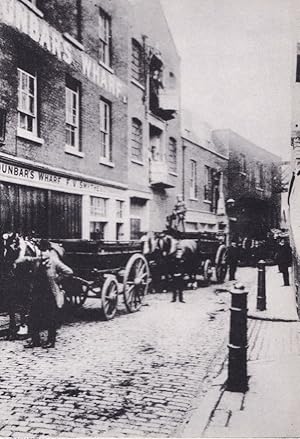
[0,233,39,339]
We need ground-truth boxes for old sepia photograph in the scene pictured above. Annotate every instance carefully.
[0,0,298,437]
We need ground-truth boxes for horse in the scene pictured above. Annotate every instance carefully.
[1,232,40,339]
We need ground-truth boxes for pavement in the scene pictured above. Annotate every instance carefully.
[0,275,232,438]
[182,265,300,438]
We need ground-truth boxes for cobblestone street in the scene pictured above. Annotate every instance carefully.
[0,277,234,438]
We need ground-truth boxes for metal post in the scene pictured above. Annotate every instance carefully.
[256,260,266,311]
[227,283,248,392]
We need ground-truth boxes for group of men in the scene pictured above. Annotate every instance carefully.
[226,237,292,286]
[2,236,73,349]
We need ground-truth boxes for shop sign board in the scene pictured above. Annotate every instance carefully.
[0,160,106,194]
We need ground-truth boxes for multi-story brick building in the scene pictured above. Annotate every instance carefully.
[181,121,229,235]
[0,0,180,240]
[212,129,281,241]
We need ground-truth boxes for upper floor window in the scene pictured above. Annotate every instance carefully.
[98,8,111,66]
[168,137,177,173]
[65,79,80,150]
[100,98,112,161]
[90,196,107,217]
[131,118,143,161]
[240,153,247,174]
[131,39,144,84]
[190,160,197,199]
[116,200,124,219]
[204,165,213,201]
[18,68,37,134]
[297,55,300,83]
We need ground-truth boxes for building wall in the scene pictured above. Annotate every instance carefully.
[182,132,228,234]
[0,0,182,239]
[213,129,281,239]
[128,0,182,233]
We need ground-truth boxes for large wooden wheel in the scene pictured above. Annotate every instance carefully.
[101,275,119,320]
[61,276,89,308]
[203,259,213,285]
[123,253,150,312]
[215,245,228,283]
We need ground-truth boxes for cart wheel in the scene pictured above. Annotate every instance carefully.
[203,259,213,285]
[101,275,119,320]
[215,245,228,283]
[62,276,89,308]
[123,253,150,312]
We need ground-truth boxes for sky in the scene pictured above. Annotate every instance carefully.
[161,0,293,159]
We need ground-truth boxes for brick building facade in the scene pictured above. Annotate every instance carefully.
[181,122,229,235]
[0,0,180,239]
[212,129,281,241]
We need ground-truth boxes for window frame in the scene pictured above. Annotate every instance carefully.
[131,39,144,84]
[168,137,177,173]
[116,200,125,220]
[17,68,38,135]
[190,159,197,199]
[90,196,108,218]
[65,83,80,151]
[99,98,112,162]
[131,118,143,162]
[98,8,112,67]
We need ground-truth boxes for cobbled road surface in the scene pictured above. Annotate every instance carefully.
[0,279,234,438]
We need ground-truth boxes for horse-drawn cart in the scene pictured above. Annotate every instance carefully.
[143,230,227,291]
[55,240,150,320]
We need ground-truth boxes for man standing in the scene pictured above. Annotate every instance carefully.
[276,238,292,286]
[226,240,240,281]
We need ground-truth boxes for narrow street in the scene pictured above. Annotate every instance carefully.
[0,275,234,438]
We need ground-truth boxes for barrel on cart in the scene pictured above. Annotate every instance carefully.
[54,240,150,320]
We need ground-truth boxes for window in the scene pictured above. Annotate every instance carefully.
[98,8,111,66]
[190,160,197,199]
[240,154,247,173]
[18,68,37,134]
[116,223,124,240]
[131,39,144,84]
[90,221,106,240]
[131,118,143,161]
[204,166,213,201]
[100,98,112,161]
[90,196,107,217]
[65,81,80,149]
[130,218,141,240]
[168,137,177,173]
[297,55,300,83]
[116,200,124,219]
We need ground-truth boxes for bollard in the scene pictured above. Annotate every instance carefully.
[256,260,266,311]
[227,283,248,392]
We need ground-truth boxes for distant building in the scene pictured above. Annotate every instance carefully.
[212,129,281,241]
[181,121,228,235]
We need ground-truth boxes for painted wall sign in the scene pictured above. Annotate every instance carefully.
[0,161,107,195]
[0,0,126,100]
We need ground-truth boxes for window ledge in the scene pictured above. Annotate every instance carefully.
[65,145,85,157]
[100,158,115,168]
[98,61,114,75]
[19,0,44,17]
[17,128,44,145]
[63,33,84,51]
[131,159,144,166]
[131,79,145,91]
[204,199,212,204]
[168,171,178,177]
[189,197,198,201]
